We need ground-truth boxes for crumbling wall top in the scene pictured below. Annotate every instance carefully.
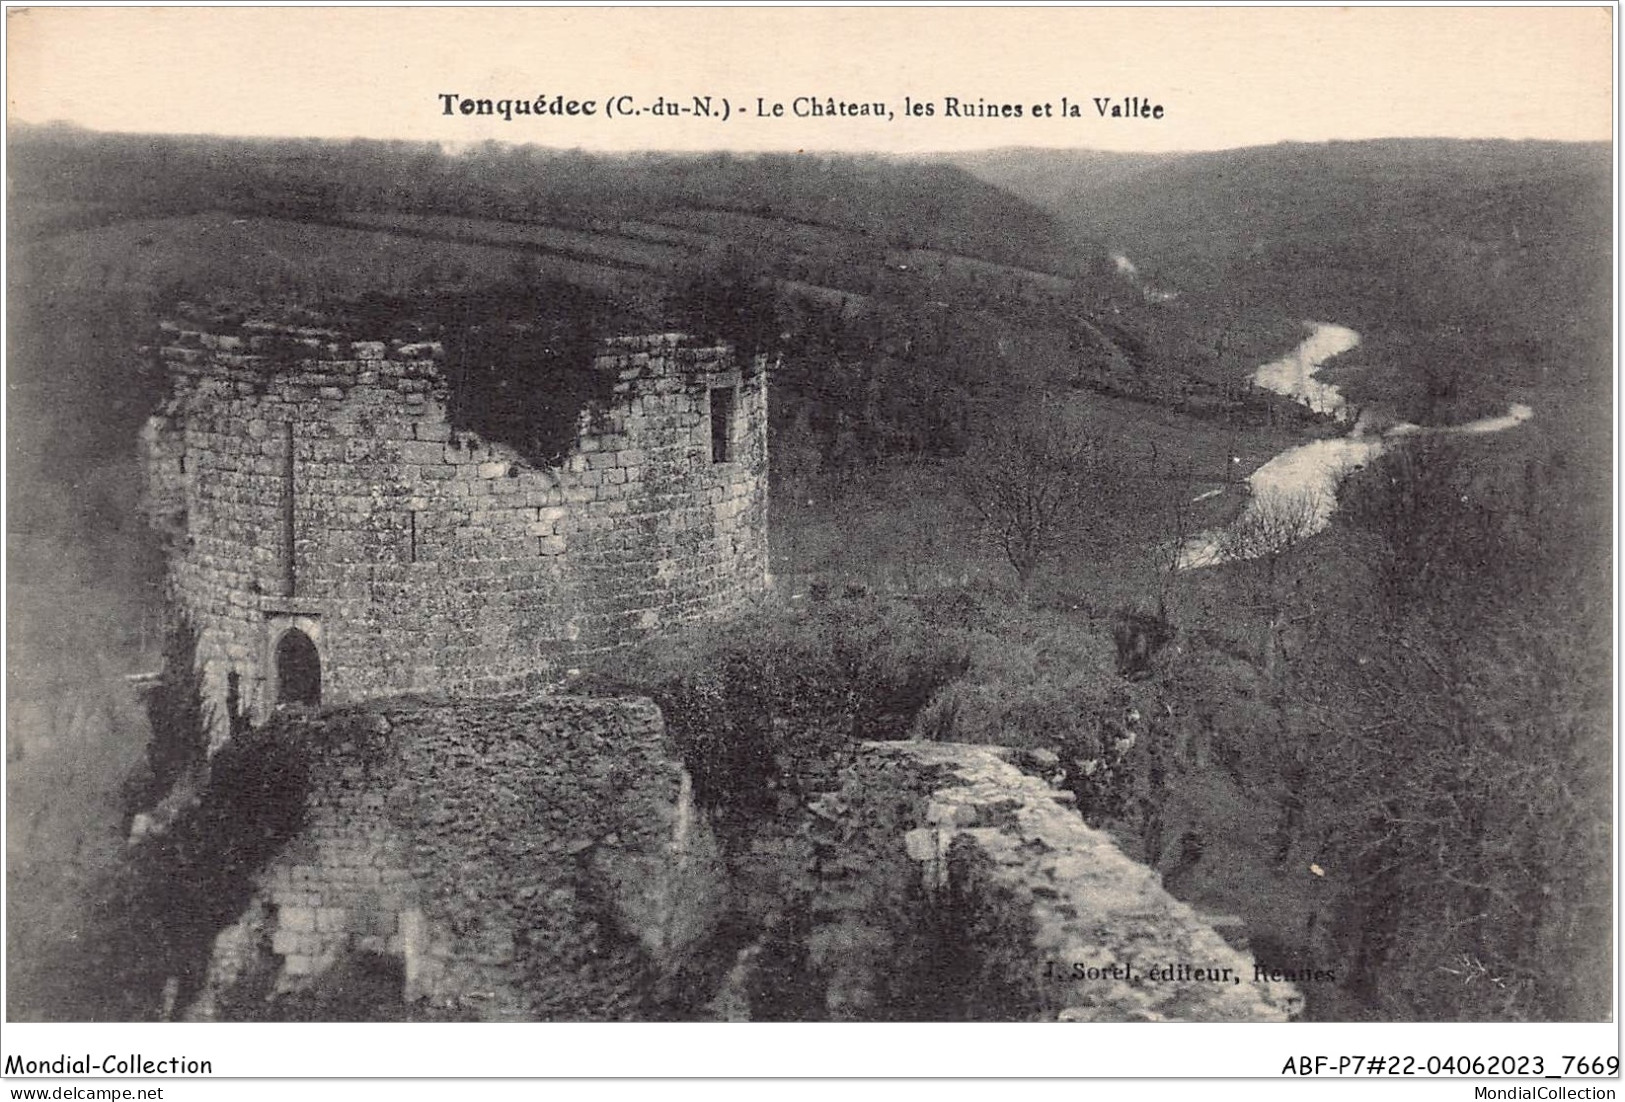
[863,740,1303,1022]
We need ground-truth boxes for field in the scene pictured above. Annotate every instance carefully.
[334,210,689,271]
[19,211,633,300]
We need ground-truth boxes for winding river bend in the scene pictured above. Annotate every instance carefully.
[1179,322,1535,569]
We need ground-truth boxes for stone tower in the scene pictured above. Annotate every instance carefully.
[140,309,770,730]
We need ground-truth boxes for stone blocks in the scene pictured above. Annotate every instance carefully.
[143,324,771,725]
[862,741,1304,1023]
[210,695,713,1020]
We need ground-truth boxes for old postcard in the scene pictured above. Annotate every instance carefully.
[3,4,1614,1091]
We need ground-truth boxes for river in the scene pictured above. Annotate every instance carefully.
[1179,322,1534,569]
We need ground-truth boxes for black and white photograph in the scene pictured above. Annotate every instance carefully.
[2,2,1615,1089]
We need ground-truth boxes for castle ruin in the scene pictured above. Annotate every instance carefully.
[136,305,1299,1024]
[140,308,771,729]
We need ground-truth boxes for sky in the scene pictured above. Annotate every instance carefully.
[5,6,1615,153]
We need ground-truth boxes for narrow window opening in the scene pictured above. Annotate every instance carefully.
[282,421,297,597]
[710,386,737,463]
[408,511,417,563]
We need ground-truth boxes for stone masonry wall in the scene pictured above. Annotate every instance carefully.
[699,740,1302,1022]
[186,709,1291,1022]
[191,694,722,1021]
[868,741,1302,1021]
[140,323,769,728]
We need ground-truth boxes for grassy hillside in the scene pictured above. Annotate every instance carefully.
[9,127,1088,272]
[10,129,1199,519]
[951,147,1176,211]
[968,139,1612,426]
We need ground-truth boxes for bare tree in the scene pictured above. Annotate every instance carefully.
[957,404,1115,588]
[1218,488,1323,677]
[1143,451,1201,625]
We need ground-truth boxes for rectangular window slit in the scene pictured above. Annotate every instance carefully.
[282,421,296,597]
[710,385,737,463]
[408,511,417,563]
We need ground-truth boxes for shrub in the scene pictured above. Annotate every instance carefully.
[909,605,1167,830]
[588,598,968,816]
[33,717,311,1019]
[130,613,211,815]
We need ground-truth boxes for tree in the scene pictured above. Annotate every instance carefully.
[1336,435,1515,617]
[957,402,1118,588]
[1217,488,1323,678]
[134,613,211,814]
[1275,432,1611,1020]
[665,253,783,359]
[1290,588,1609,1019]
[1141,451,1202,628]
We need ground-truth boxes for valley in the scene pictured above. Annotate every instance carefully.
[5,128,1611,1023]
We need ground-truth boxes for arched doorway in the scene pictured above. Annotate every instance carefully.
[275,628,321,707]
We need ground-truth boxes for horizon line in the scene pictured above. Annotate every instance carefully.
[9,120,1614,159]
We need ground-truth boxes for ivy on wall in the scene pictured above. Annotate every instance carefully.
[326,282,624,467]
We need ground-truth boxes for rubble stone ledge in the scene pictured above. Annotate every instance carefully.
[868,740,1303,1022]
